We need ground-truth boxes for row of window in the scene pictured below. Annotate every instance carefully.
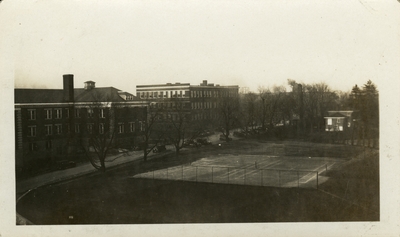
[138,90,187,99]
[192,102,217,109]
[27,108,106,120]
[27,121,144,137]
[138,89,238,99]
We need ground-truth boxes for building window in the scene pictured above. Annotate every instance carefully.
[45,109,52,119]
[75,124,80,133]
[99,123,104,134]
[118,123,124,134]
[87,123,93,134]
[75,108,81,118]
[66,124,70,133]
[327,118,332,125]
[129,122,135,132]
[65,108,70,118]
[28,126,36,137]
[87,108,94,118]
[55,124,62,134]
[45,125,52,136]
[28,109,36,120]
[46,140,52,150]
[29,143,38,151]
[55,108,62,119]
[138,121,144,131]
[99,109,105,118]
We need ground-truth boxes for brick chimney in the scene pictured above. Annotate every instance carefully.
[63,74,74,102]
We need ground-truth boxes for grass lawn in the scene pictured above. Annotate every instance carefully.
[16,140,379,224]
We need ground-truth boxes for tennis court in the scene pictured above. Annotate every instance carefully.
[131,154,347,189]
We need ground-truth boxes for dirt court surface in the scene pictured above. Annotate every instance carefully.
[16,139,379,224]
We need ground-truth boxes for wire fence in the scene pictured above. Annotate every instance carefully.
[133,165,322,189]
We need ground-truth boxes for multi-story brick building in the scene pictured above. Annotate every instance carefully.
[15,74,147,174]
[136,80,239,128]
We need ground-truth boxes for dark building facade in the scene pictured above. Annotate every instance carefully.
[15,75,147,174]
[136,80,239,128]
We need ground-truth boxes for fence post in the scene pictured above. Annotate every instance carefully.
[212,167,214,183]
[316,171,319,190]
[228,168,230,184]
[153,170,154,180]
[279,170,281,187]
[167,168,168,180]
[326,164,328,172]
[196,166,198,182]
[261,169,263,186]
[297,171,299,189]
[182,165,183,181]
[244,168,246,185]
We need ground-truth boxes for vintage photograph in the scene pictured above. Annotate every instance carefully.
[1,0,399,236]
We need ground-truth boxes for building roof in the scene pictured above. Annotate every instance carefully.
[325,112,346,118]
[15,87,140,104]
[15,89,65,103]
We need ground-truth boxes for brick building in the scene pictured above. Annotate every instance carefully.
[15,74,147,174]
[136,80,239,128]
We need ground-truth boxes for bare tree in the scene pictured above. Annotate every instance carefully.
[218,96,239,141]
[79,100,117,173]
[238,92,258,133]
[258,85,286,130]
[164,100,203,157]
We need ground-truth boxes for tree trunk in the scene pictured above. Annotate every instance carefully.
[100,158,106,173]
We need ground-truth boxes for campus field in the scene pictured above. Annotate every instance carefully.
[16,139,379,224]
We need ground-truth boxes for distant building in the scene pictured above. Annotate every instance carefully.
[136,80,239,127]
[15,74,147,174]
[324,111,359,132]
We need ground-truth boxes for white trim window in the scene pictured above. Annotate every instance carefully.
[99,123,104,134]
[28,109,36,120]
[45,109,52,119]
[75,108,81,118]
[118,123,124,134]
[65,108,70,118]
[28,126,36,137]
[55,124,62,134]
[29,143,37,151]
[87,123,93,134]
[327,118,332,125]
[75,124,80,133]
[55,108,62,119]
[129,122,135,133]
[99,109,105,118]
[87,108,94,118]
[45,124,52,136]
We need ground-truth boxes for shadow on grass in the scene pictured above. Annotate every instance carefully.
[16,141,379,224]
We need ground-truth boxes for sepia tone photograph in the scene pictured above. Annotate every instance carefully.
[0,0,399,236]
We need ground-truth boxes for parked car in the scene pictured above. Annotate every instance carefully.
[196,138,211,145]
[54,160,76,170]
[153,145,167,153]
[219,134,232,141]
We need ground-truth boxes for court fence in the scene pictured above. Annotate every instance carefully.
[133,164,328,190]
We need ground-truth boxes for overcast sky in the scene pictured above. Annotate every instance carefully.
[1,0,399,94]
